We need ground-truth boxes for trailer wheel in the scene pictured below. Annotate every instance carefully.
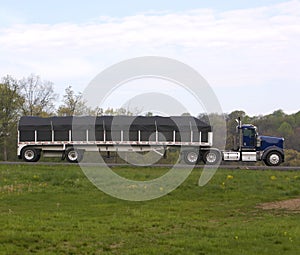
[183,150,200,165]
[203,150,221,165]
[264,151,282,166]
[65,148,83,163]
[22,147,41,162]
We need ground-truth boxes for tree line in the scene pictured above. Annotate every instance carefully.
[1,74,299,164]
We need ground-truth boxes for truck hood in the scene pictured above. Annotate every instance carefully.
[259,135,284,150]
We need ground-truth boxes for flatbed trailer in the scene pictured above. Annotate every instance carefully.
[17,116,216,164]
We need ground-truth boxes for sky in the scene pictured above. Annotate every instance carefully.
[0,0,299,116]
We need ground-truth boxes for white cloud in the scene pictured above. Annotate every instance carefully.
[0,0,299,114]
[1,3,299,50]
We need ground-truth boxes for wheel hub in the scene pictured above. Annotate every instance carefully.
[68,151,78,161]
[187,152,198,163]
[270,154,280,165]
[206,152,217,163]
[24,150,34,160]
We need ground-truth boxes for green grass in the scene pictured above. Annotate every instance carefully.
[1,164,300,254]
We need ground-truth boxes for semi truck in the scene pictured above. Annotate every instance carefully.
[17,115,284,166]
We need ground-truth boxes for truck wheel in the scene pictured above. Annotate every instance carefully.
[183,150,199,165]
[203,150,221,165]
[22,147,41,162]
[264,151,282,166]
[65,148,83,163]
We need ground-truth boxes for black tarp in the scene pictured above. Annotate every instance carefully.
[18,116,211,142]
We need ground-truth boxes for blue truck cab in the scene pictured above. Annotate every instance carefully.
[238,123,284,166]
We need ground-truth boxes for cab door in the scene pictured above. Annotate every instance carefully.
[242,127,257,149]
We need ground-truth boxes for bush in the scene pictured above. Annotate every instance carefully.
[282,149,300,166]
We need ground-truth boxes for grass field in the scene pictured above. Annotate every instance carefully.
[1,164,300,254]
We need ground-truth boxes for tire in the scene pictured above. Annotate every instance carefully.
[264,151,282,166]
[22,147,41,162]
[203,149,221,165]
[183,150,200,165]
[65,148,83,163]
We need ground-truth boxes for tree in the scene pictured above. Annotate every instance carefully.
[272,109,285,118]
[181,112,191,116]
[278,121,294,137]
[19,74,57,116]
[0,76,23,160]
[145,112,153,117]
[294,111,300,126]
[226,110,247,149]
[103,107,134,116]
[57,86,90,116]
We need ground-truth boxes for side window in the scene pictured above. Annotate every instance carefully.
[244,128,254,137]
[243,128,256,147]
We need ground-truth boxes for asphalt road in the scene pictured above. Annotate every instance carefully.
[1,161,300,171]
